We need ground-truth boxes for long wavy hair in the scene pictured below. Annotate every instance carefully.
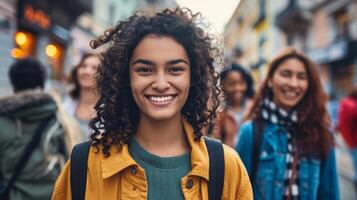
[249,47,334,159]
[89,8,221,156]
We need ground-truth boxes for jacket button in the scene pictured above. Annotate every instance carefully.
[130,167,137,174]
[186,179,194,189]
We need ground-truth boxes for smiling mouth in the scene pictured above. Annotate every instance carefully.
[282,90,301,99]
[145,95,177,106]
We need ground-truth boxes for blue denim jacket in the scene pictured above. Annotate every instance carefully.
[235,121,340,200]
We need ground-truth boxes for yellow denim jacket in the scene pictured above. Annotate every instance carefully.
[52,121,252,199]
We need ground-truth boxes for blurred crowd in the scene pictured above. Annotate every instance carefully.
[0,53,100,199]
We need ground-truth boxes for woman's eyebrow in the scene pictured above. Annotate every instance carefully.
[131,58,189,66]
[131,59,154,65]
[166,59,189,65]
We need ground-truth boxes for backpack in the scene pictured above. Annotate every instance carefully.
[0,115,54,200]
[70,137,224,200]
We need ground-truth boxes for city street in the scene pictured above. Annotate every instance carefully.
[1,0,357,199]
[336,134,357,200]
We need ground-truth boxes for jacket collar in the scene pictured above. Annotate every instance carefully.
[0,89,55,118]
[100,120,209,181]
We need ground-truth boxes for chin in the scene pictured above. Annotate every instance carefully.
[142,110,180,122]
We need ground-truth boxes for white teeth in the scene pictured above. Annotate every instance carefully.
[285,92,297,97]
[149,96,173,102]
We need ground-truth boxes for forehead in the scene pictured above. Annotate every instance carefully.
[276,58,307,73]
[130,34,189,63]
[225,71,244,81]
[83,56,99,63]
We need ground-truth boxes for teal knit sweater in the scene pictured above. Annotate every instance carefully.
[129,138,191,200]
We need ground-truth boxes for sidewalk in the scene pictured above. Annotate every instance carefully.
[335,134,356,200]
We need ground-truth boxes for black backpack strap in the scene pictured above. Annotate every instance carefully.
[204,137,224,200]
[70,141,91,200]
[1,115,54,200]
[251,120,264,183]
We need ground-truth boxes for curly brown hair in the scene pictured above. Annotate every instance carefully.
[89,8,221,157]
[249,47,334,159]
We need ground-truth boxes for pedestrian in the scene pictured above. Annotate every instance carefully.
[0,58,67,200]
[235,47,339,200]
[63,53,100,138]
[208,63,254,147]
[337,87,357,192]
[52,7,252,200]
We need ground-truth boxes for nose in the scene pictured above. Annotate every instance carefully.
[152,73,170,92]
[288,76,299,88]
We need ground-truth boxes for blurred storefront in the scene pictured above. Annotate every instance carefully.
[14,0,92,81]
[305,0,357,98]
[0,0,16,95]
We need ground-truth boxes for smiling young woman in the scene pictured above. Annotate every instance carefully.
[235,47,339,200]
[52,8,252,200]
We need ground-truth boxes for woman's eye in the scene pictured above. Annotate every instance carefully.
[280,71,291,77]
[298,74,307,80]
[136,67,152,74]
[169,66,184,73]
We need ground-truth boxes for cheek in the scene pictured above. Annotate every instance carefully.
[239,83,247,91]
[174,74,190,91]
[76,69,83,77]
[301,81,309,94]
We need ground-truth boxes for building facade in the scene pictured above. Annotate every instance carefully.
[0,0,16,95]
[224,0,357,98]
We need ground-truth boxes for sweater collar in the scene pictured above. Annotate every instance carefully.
[100,120,209,181]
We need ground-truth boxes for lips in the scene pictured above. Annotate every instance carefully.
[282,90,301,101]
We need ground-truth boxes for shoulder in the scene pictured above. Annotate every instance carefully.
[0,116,17,144]
[237,121,254,144]
[62,96,77,114]
[223,144,246,171]
[222,144,253,199]
[239,121,253,134]
[52,161,71,200]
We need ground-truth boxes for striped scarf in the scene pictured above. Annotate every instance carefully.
[261,98,300,200]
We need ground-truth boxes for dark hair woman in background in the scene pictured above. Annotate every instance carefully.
[235,47,339,200]
[209,63,254,147]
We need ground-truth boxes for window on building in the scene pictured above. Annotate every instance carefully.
[332,8,350,40]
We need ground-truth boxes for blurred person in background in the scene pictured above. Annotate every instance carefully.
[63,53,100,138]
[0,58,67,200]
[236,48,339,200]
[338,87,357,192]
[327,92,339,130]
[52,8,252,200]
[208,63,254,147]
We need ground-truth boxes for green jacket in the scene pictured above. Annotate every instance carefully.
[0,89,66,200]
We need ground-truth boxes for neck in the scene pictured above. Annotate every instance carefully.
[228,100,244,112]
[78,87,99,105]
[134,114,190,157]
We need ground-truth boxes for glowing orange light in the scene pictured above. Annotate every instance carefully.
[46,44,58,58]
[11,48,25,59]
[15,32,28,46]
[24,4,51,29]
